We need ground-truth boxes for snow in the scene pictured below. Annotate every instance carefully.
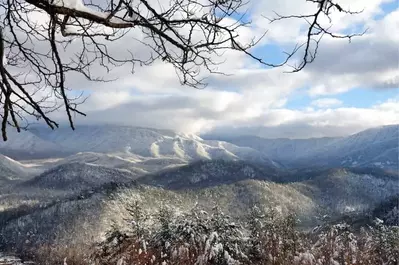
[50,0,84,10]
[49,0,138,24]
[0,129,63,156]
[15,125,278,169]
[4,124,396,173]
[0,154,42,178]
[50,0,109,19]
[25,162,136,191]
[0,253,33,264]
[208,124,398,169]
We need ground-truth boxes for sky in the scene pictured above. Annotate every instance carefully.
[60,0,399,138]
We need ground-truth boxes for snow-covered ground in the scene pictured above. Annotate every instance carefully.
[0,253,33,264]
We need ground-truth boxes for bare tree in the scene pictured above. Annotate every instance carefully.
[0,0,363,140]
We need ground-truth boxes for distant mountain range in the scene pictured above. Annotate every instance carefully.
[0,124,397,171]
[203,124,399,170]
[0,125,277,167]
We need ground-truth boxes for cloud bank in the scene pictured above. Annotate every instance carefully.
[48,0,399,138]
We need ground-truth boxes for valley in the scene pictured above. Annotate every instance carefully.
[0,124,397,264]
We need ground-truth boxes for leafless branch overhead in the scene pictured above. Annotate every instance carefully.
[0,0,364,140]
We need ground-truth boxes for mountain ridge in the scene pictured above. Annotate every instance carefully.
[203,124,399,170]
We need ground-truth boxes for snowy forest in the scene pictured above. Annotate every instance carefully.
[19,202,398,265]
[0,126,398,265]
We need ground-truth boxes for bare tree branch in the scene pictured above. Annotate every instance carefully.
[0,0,364,140]
[267,0,366,72]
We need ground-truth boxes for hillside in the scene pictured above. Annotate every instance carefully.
[202,135,337,163]
[21,163,138,191]
[1,125,396,171]
[138,160,280,189]
[295,125,399,169]
[0,154,41,184]
[1,159,397,253]
[0,130,69,160]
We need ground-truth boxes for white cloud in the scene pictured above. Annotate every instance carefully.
[304,10,399,96]
[19,0,398,139]
[311,98,343,108]
[207,98,399,138]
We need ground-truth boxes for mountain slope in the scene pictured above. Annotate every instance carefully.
[0,154,42,183]
[21,163,138,191]
[293,168,399,214]
[297,125,398,169]
[205,125,398,169]
[202,135,337,164]
[138,160,280,189]
[26,125,278,167]
[2,164,398,252]
[0,130,69,159]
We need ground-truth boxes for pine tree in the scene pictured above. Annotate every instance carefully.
[247,205,266,264]
[125,200,149,241]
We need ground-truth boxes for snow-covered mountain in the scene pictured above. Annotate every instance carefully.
[0,124,396,175]
[2,162,397,251]
[22,163,137,191]
[203,135,337,162]
[205,125,399,170]
[49,151,184,175]
[22,125,278,168]
[295,125,398,169]
[0,154,41,182]
[139,160,280,189]
[293,168,399,214]
[0,130,68,159]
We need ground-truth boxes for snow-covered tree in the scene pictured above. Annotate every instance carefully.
[247,206,266,263]
[125,200,149,241]
[92,204,399,265]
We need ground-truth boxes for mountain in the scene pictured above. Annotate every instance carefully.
[304,125,398,169]
[2,161,397,252]
[202,135,337,163]
[49,152,188,175]
[0,129,69,160]
[29,125,178,155]
[2,124,396,170]
[23,125,278,168]
[293,168,399,214]
[0,154,41,183]
[50,152,149,174]
[21,163,137,191]
[138,159,280,189]
[204,125,399,170]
